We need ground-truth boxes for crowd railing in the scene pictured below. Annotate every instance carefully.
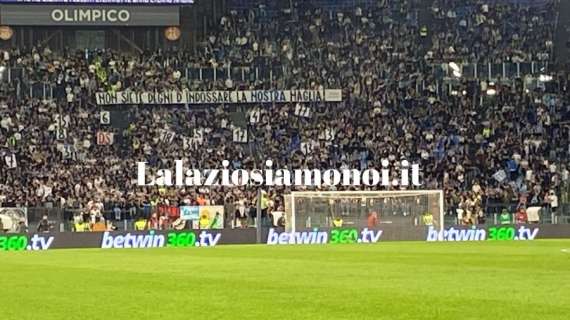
[0,61,555,102]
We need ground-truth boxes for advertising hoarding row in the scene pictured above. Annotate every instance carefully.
[1,225,569,251]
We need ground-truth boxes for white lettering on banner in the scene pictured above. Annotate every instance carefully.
[266,228,382,245]
[426,226,540,241]
[51,9,130,23]
[29,235,54,250]
[95,90,343,105]
[101,231,165,249]
[100,231,221,249]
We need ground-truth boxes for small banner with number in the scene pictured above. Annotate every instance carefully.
[232,126,248,143]
[100,111,111,125]
[97,131,114,145]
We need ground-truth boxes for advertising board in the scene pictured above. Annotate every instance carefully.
[1,225,569,251]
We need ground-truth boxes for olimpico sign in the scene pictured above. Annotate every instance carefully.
[0,5,179,26]
[0,1,193,3]
[51,8,131,23]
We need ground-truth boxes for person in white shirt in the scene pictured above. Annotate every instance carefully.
[547,190,558,215]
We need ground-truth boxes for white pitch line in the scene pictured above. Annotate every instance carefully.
[561,249,570,253]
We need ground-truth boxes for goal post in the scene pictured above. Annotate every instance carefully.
[284,190,444,233]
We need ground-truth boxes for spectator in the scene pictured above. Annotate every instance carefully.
[546,190,558,215]
[73,215,90,232]
[515,208,528,224]
[37,215,51,233]
[91,217,107,232]
[367,211,378,228]
[0,0,566,229]
[499,209,511,225]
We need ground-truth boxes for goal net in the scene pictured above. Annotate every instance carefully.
[284,190,444,233]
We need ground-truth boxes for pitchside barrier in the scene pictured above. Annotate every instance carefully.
[1,225,570,251]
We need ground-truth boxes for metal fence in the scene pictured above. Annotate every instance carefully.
[0,61,553,102]
[431,61,550,81]
[443,203,570,227]
[13,199,570,234]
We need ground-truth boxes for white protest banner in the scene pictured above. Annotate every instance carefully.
[95,89,342,105]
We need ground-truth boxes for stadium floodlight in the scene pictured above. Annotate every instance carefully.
[284,190,445,233]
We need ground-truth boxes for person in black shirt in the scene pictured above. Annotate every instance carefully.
[37,215,51,233]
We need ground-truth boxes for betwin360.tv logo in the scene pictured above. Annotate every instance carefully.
[266,228,382,245]
[426,226,539,242]
[100,230,221,249]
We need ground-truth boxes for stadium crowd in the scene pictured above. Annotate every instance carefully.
[430,0,556,62]
[0,0,568,229]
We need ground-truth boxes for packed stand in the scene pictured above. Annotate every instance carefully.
[0,0,568,231]
[429,0,557,62]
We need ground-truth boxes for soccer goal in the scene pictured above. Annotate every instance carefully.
[284,190,444,233]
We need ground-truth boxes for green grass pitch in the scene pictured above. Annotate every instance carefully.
[1,240,569,320]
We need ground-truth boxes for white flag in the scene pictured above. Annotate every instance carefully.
[492,170,507,182]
